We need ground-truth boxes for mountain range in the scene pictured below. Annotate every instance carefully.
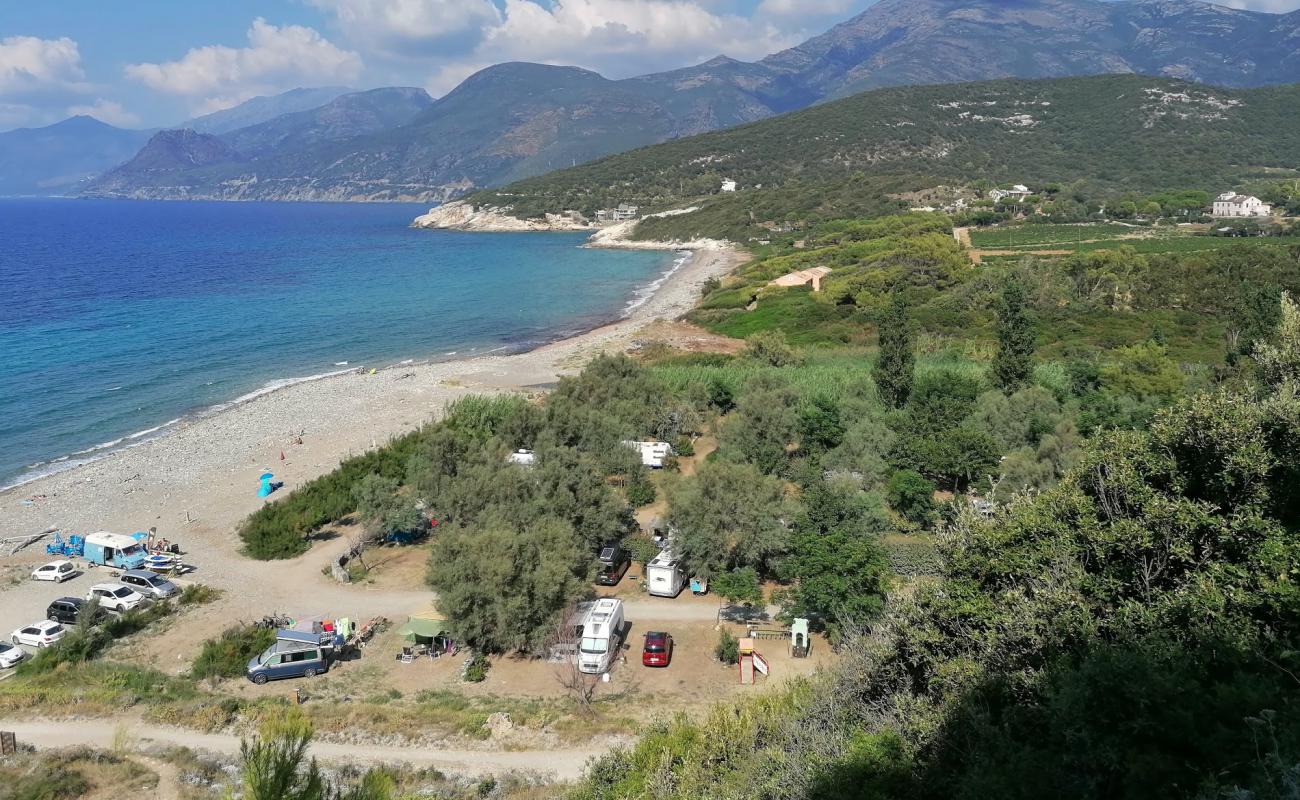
[5,0,1299,201]
[466,74,1300,240]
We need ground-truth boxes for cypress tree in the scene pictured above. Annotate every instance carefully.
[876,293,915,408]
[993,279,1036,392]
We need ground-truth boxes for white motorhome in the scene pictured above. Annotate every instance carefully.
[622,440,673,469]
[578,598,625,674]
[645,550,686,598]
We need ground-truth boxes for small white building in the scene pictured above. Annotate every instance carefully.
[990,184,1032,203]
[1212,192,1272,218]
[720,179,737,193]
[595,204,640,223]
[507,449,536,467]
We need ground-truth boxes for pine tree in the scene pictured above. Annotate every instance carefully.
[876,293,915,408]
[992,279,1036,392]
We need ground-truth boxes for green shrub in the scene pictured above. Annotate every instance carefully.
[623,535,661,567]
[675,435,696,457]
[179,583,222,606]
[715,629,740,665]
[7,768,89,800]
[237,428,426,559]
[625,472,657,507]
[887,470,937,526]
[464,653,490,683]
[191,626,276,681]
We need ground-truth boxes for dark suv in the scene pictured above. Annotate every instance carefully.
[46,596,103,626]
[596,542,631,586]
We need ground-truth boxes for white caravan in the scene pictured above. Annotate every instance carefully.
[578,598,625,674]
[645,550,686,598]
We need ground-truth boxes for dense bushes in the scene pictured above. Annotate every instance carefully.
[572,370,1300,798]
[191,625,277,680]
[238,433,423,559]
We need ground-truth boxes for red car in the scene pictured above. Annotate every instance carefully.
[642,631,673,667]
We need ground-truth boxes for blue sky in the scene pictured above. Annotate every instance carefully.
[1,0,1296,131]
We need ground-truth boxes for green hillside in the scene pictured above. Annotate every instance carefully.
[471,75,1300,240]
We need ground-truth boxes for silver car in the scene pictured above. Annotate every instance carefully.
[119,569,179,599]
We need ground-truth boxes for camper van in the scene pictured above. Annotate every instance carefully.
[645,551,686,598]
[578,598,625,674]
[83,532,147,570]
[246,630,331,684]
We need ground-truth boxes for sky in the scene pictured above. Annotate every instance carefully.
[1,0,1297,131]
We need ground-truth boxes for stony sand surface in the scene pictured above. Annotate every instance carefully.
[0,244,746,635]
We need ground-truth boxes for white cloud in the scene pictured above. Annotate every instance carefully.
[756,0,852,18]
[1219,0,1300,10]
[0,35,89,96]
[381,0,804,95]
[308,0,501,54]
[125,19,362,112]
[66,98,141,127]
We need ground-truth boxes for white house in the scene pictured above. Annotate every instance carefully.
[595,203,640,223]
[989,184,1032,203]
[720,179,737,193]
[1212,192,1272,218]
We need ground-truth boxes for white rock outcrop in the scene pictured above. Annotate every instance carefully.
[411,201,594,232]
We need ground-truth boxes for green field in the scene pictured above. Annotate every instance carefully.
[970,222,1300,256]
[968,222,1143,248]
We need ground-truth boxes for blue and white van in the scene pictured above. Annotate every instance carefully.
[83,532,147,570]
[246,633,329,685]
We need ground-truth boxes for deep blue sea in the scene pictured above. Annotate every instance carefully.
[0,199,679,489]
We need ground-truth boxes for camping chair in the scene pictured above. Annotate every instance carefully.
[399,646,415,664]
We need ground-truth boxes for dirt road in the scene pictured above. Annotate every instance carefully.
[0,718,602,780]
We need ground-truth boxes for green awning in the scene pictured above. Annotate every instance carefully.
[399,613,455,641]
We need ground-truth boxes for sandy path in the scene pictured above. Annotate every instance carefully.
[0,718,602,780]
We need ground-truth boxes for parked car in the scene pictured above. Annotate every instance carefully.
[119,569,179,600]
[11,620,66,648]
[642,630,674,667]
[86,582,148,612]
[46,596,104,626]
[596,542,631,586]
[246,641,329,684]
[31,560,79,582]
[0,641,25,668]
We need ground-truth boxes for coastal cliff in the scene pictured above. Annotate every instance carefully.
[411,201,596,232]
[412,202,731,252]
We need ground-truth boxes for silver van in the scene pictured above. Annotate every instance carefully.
[119,569,180,600]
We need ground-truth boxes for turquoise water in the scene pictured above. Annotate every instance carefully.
[0,199,679,488]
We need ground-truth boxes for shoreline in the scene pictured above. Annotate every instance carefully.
[0,243,747,545]
[1,247,692,496]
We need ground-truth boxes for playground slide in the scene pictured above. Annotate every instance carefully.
[753,651,769,676]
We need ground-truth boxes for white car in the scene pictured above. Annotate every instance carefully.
[0,641,25,668]
[11,620,65,648]
[31,560,79,582]
[86,582,148,612]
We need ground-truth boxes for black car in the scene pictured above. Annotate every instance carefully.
[596,542,631,586]
[46,596,103,626]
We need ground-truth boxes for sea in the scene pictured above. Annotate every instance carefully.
[0,198,683,490]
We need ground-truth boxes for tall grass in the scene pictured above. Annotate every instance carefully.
[651,349,989,401]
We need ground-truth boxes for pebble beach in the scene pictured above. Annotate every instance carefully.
[0,244,746,560]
